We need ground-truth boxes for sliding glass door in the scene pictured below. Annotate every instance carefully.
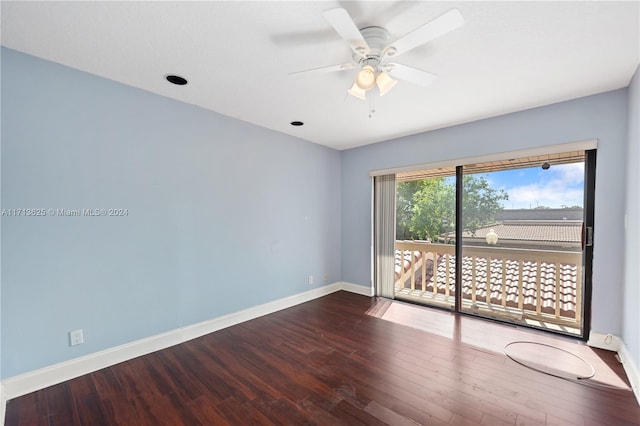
[460,155,589,336]
[392,150,595,338]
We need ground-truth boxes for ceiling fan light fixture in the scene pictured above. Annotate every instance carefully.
[376,71,397,96]
[355,65,376,90]
[300,7,465,108]
[347,82,367,100]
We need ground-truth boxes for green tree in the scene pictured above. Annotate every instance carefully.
[461,175,509,236]
[396,175,508,242]
[408,178,455,241]
[396,180,428,239]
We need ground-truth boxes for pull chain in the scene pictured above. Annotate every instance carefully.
[368,94,376,118]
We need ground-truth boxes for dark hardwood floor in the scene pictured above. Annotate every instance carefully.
[5,291,640,425]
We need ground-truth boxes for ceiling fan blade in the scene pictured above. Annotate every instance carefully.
[383,9,463,58]
[384,63,437,87]
[322,8,369,56]
[289,63,356,76]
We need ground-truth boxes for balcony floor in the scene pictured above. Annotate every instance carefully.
[395,287,582,336]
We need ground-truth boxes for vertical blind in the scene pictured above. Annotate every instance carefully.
[374,174,396,298]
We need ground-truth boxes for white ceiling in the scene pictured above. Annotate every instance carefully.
[1,1,639,150]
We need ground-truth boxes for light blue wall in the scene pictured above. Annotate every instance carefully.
[624,65,639,368]
[342,89,629,336]
[0,48,342,378]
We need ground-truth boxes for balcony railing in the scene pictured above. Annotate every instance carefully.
[394,241,582,332]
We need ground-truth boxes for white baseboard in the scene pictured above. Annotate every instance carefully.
[618,341,640,405]
[1,282,370,405]
[587,331,621,352]
[587,331,639,406]
[341,281,374,296]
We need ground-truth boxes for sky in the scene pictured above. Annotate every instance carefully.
[482,162,585,209]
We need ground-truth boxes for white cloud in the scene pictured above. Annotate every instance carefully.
[502,163,584,209]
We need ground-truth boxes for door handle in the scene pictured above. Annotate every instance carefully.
[585,226,593,247]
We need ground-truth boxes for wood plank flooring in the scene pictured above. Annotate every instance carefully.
[5,291,640,425]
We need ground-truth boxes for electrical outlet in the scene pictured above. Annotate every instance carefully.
[324,273,329,282]
[308,275,314,285]
[69,329,84,346]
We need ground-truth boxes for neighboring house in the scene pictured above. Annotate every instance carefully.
[446,208,584,251]
[494,207,584,221]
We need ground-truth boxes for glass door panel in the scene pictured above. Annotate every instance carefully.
[395,173,456,309]
[459,159,586,336]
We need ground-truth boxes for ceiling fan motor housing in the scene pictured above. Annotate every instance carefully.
[353,26,392,69]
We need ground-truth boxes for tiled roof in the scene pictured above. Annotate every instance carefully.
[460,256,577,317]
[458,221,582,243]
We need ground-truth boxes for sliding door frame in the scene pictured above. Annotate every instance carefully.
[370,140,598,340]
[581,149,597,341]
[455,165,463,313]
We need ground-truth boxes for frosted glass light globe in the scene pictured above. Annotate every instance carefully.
[355,65,376,90]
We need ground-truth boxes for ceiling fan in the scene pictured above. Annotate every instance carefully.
[292,7,464,100]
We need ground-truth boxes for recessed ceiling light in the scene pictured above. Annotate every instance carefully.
[290,121,304,126]
[165,74,188,85]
